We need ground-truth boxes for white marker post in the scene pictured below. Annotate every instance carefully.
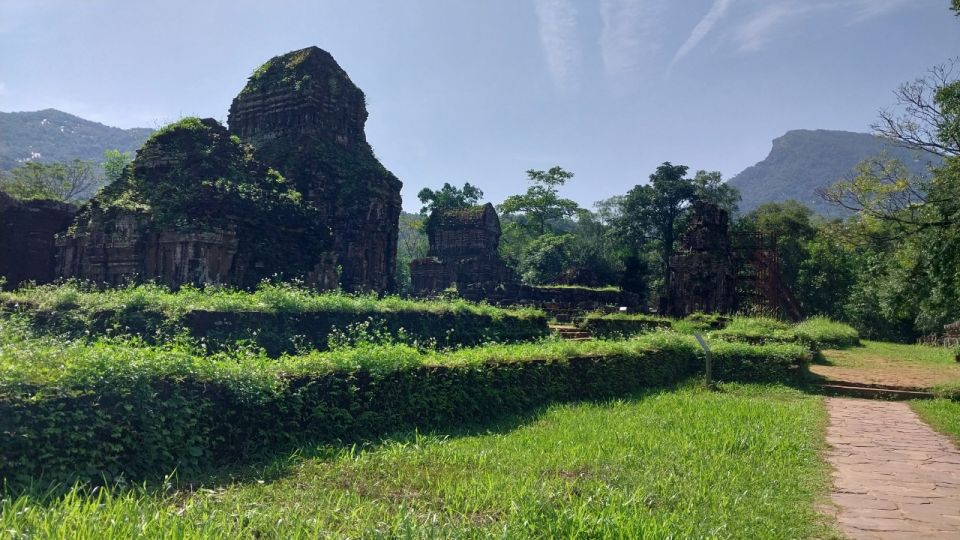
[693,333,713,389]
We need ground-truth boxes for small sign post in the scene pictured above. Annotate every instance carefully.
[693,333,713,389]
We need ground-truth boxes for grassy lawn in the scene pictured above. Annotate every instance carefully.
[912,400,960,443]
[1,384,834,539]
[813,340,960,390]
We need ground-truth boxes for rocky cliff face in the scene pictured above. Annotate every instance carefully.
[728,130,938,217]
[0,192,76,289]
[57,117,338,289]
[229,46,402,292]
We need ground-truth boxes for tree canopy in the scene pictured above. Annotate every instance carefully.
[417,182,484,215]
[498,166,580,236]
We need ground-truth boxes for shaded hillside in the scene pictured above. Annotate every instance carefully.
[728,130,938,217]
[0,109,152,170]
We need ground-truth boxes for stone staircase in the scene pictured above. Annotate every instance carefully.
[816,380,935,400]
[550,324,593,341]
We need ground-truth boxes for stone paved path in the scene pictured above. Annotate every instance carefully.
[826,398,960,539]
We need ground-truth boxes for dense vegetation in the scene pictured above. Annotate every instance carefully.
[0,109,151,173]
[0,384,832,539]
[0,310,812,488]
[400,52,960,344]
[0,282,548,353]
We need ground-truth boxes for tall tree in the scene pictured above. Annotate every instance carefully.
[417,182,484,215]
[498,166,579,235]
[616,162,696,296]
[0,159,99,202]
[692,170,740,214]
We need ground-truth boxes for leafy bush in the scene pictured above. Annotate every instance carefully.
[709,341,811,383]
[0,334,696,488]
[711,316,859,350]
[0,329,809,489]
[711,317,795,345]
[792,317,860,349]
[580,312,672,338]
[1,282,548,354]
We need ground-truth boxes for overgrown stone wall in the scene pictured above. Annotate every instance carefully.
[0,192,76,289]
[228,46,402,292]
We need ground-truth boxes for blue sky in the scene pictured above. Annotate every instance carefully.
[0,0,956,211]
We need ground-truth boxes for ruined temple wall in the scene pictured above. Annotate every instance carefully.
[57,213,247,287]
[430,228,500,259]
[665,202,738,317]
[228,47,402,293]
[0,192,77,289]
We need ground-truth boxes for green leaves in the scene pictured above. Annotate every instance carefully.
[498,166,580,236]
[0,159,100,202]
[416,182,483,215]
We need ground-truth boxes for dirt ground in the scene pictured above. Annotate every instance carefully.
[811,342,960,390]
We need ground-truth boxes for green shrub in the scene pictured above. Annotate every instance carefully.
[0,330,809,489]
[0,282,548,354]
[792,317,860,349]
[710,316,860,351]
[711,317,795,345]
[580,312,672,338]
[709,341,811,383]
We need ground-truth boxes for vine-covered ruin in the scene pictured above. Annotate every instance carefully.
[1,46,401,292]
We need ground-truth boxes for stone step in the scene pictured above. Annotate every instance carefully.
[817,384,935,401]
[549,324,594,341]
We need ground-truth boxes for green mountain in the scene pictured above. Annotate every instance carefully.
[728,129,938,217]
[0,109,153,170]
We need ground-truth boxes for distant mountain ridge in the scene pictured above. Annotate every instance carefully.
[0,109,153,170]
[728,129,938,217]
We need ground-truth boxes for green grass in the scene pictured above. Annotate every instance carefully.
[793,317,860,349]
[814,340,960,392]
[912,399,960,443]
[711,317,794,344]
[0,282,549,354]
[823,340,956,368]
[0,281,543,320]
[536,284,622,292]
[0,384,834,539]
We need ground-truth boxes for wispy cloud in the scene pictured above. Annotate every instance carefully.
[850,0,913,20]
[534,0,580,88]
[669,0,734,72]
[732,0,912,53]
[600,0,665,79]
[734,2,816,52]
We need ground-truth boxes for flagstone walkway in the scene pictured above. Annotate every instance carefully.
[826,398,960,539]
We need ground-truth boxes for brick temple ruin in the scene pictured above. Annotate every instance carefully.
[229,47,402,292]
[1,46,400,292]
[411,204,642,317]
[410,203,513,294]
[0,46,800,318]
[0,192,76,289]
[666,202,802,320]
[664,202,738,317]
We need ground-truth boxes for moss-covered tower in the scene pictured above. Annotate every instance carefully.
[57,117,337,288]
[228,46,402,292]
